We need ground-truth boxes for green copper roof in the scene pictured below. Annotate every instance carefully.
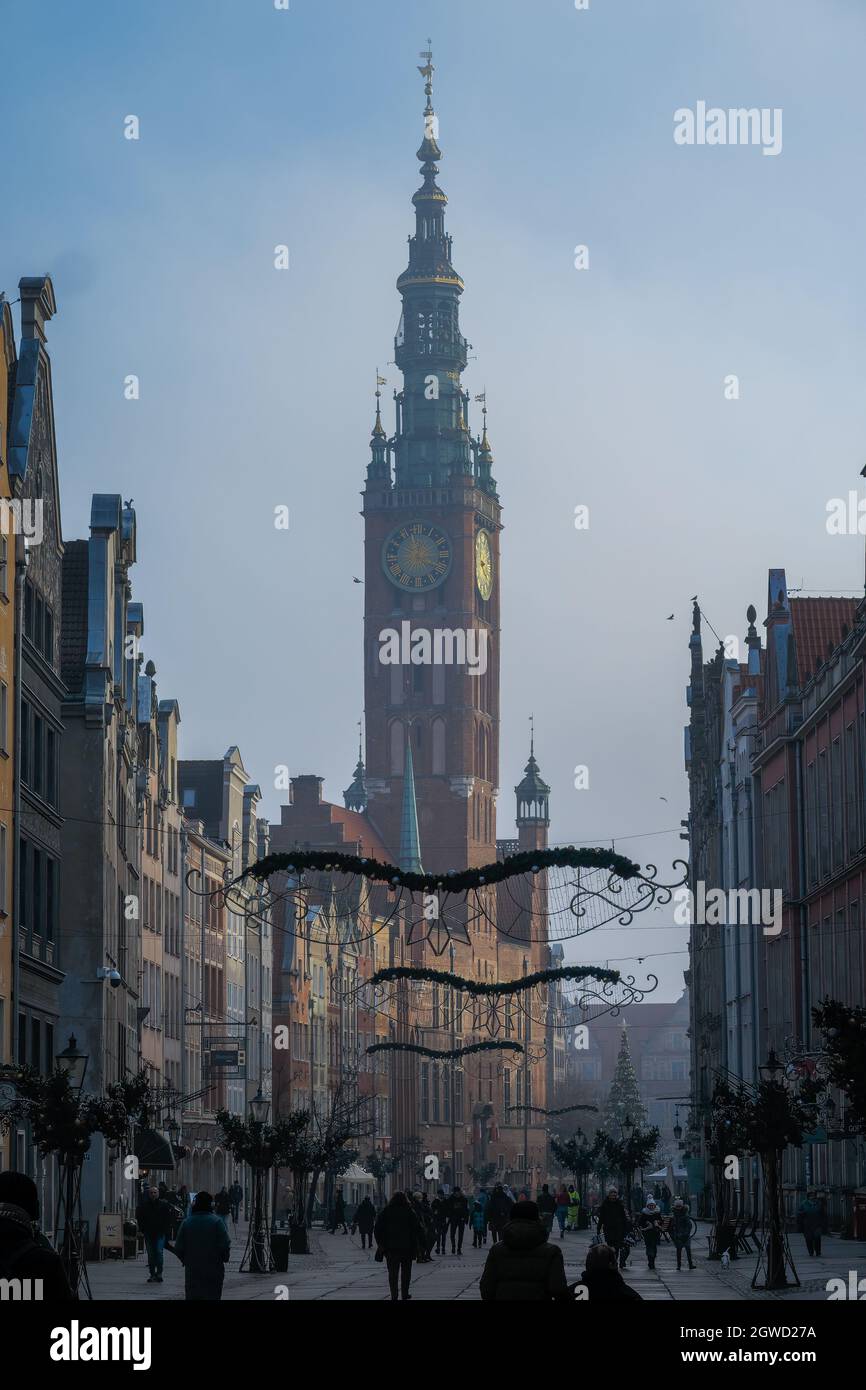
[399,739,423,873]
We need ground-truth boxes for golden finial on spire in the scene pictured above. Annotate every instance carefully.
[418,40,438,142]
[373,369,387,436]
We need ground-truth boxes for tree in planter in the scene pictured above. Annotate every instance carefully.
[217,1106,310,1271]
[0,1064,152,1297]
[550,1130,595,1206]
[597,1125,660,1214]
[364,1150,402,1208]
[709,1071,814,1289]
[812,998,866,1134]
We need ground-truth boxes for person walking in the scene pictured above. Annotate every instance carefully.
[636,1197,665,1270]
[486,1183,513,1245]
[470,1198,488,1248]
[374,1191,422,1302]
[536,1183,556,1236]
[670,1198,695,1270]
[213,1186,232,1231]
[554,1185,570,1238]
[0,1171,73,1300]
[419,1192,436,1260]
[479,1201,570,1301]
[579,1242,643,1301]
[410,1193,433,1262]
[659,1182,672,1217]
[566,1185,580,1233]
[173,1190,231,1301]
[228,1177,243,1226]
[798,1189,824,1257]
[354,1195,376,1249]
[330,1187,348,1234]
[431,1188,449,1255]
[476,1187,490,1244]
[446,1185,469,1255]
[596,1188,630,1269]
[136,1184,173,1284]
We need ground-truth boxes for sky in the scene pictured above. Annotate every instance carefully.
[3,0,866,1000]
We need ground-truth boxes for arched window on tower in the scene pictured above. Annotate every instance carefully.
[432,718,446,774]
[390,722,404,776]
[432,661,445,705]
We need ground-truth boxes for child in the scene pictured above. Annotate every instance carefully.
[471,1198,487,1248]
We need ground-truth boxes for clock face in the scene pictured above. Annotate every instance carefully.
[475,528,494,601]
[383,521,452,590]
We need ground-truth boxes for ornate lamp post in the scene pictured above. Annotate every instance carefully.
[54,1034,91,1298]
[242,1090,274,1274]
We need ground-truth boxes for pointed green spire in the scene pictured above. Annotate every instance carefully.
[399,736,423,873]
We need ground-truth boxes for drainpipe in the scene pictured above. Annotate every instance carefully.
[794,740,810,1191]
[11,533,27,1063]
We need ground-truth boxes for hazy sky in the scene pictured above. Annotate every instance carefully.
[4,0,865,999]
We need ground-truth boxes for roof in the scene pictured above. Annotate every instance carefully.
[60,541,90,692]
[790,597,859,683]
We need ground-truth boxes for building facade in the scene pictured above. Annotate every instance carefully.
[58,495,142,1228]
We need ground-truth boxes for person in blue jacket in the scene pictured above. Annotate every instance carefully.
[173,1190,231,1300]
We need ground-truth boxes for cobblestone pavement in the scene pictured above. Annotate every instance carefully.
[83,1219,866,1301]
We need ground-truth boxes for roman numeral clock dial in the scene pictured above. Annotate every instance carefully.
[382,521,452,590]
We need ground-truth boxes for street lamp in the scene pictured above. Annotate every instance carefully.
[54,1034,91,1299]
[249,1090,270,1125]
[56,1034,88,1092]
[242,1091,274,1274]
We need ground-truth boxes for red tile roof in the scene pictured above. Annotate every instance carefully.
[790,597,858,682]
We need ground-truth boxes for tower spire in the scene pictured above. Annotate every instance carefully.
[399,733,423,873]
[343,717,367,812]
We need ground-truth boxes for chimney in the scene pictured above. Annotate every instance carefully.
[290,775,324,808]
[18,275,57,344]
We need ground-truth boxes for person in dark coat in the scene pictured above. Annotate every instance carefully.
[228,1177,243,1224]
[596,1188,630,1268]
[173,1190,231,1300]
[636,1198,665,1270]
[670,1198,695,1269]
[446,1186,469,1255]
[374,1191,423,1302]
[214,1186,232,1229]
[0,1171,73,1301]
[431,1188,449,1255]
[410,1193,433,1261]
[579,1242,642,1300]
[329,1187,348,1234]
[486,1183,514,1245]
[354,1195,376,1249]
[136,1184,174,1283]
[479,1201,569,1301]
[798,1189,824,1257]
[536,1183,556,1236]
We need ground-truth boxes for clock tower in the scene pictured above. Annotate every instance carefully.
[363,51,501,873]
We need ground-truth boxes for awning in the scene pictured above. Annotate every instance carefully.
[133,1128,175,1171]
[340,1163,376,1185]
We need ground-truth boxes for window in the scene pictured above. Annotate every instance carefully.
[0,536,7,600]
[0,823,6,913]
[420,1062,429,1121]
[20,702,30,786]
[0,682,6,755]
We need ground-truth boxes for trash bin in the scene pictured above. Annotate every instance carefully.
[271,1232,290,1271]
[289,1221,309,1255]
[123,1220,138,1259]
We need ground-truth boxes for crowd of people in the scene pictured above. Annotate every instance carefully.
[0,1163,832,1302]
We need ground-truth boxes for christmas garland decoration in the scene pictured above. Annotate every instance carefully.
[366,1039,523,1061]
[506,1103,599,1117]
[368,963,620,996]
[240,845,639,895]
